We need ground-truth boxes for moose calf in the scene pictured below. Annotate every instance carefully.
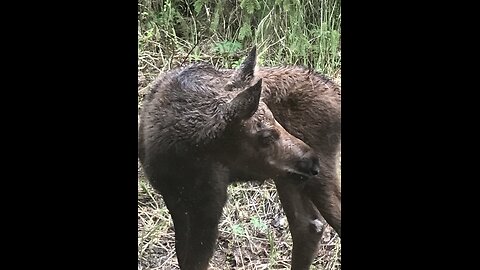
[138,47,341,270]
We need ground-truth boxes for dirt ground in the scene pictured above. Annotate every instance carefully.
[138,162,341,270]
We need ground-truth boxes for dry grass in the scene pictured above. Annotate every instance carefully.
[138,163,341,270]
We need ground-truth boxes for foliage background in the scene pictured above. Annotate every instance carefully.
[138,0,341,87]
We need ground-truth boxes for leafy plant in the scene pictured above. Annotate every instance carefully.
[214,41,243,56]
[250,216,268,232]
[231,223,245,236]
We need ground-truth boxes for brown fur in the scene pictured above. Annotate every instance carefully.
[256,66,341,269]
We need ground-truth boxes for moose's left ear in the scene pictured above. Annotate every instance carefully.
[227,78,262,122]
[234,46,257,82]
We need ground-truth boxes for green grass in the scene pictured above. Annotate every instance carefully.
[138,0,341,80]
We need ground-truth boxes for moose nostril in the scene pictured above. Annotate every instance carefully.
[297,157,319,176]
[297,154,320,175]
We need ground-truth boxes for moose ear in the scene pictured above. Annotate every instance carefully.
[227,79,262,122]
[233,46,257,82]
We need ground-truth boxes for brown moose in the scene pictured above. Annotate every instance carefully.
[138,46,341,270]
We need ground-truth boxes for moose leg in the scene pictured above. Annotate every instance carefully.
[161,180,227,270]
[184,198,226,269]
[305,160,341,236]
[274,178,326,270]
[160,188,191,269]
[175,171,228,270]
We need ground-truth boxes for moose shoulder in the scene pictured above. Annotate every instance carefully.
[138,46,341,270]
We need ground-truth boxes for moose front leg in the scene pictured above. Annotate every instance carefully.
[305,165,341,236]
[158,174,228,270]
[274,178,326,270]
[180,173,229,270]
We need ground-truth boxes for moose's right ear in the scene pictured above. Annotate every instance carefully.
[233,46,257,82]
[227,79,262,122]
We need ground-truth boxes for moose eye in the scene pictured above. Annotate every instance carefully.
[258,130,279,146]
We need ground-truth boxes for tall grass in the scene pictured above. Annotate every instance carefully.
[138,0,341,77]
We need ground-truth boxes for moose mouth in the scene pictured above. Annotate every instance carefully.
[286,169,314,181]
[269,160,319,180]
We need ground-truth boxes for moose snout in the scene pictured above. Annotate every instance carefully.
[296,154,320,176]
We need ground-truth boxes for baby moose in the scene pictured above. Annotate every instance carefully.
[139,46,341,270]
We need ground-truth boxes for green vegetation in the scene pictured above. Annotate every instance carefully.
[138,0,341,79]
